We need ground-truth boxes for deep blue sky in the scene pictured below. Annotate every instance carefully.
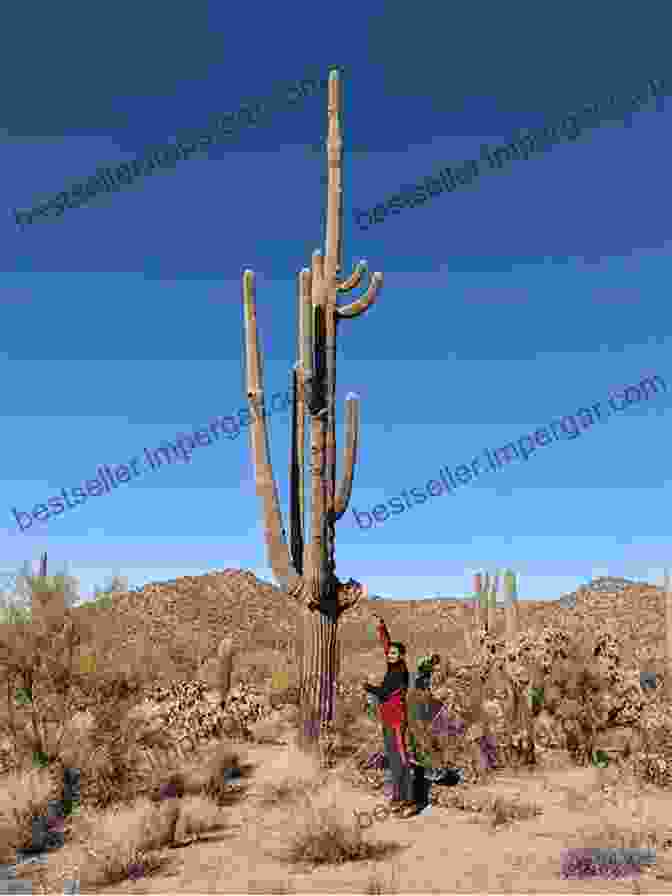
[2,2,671,603]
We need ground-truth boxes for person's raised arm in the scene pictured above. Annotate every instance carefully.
[372,613,391,657]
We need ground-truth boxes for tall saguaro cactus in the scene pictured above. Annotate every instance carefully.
[242,69,383,754]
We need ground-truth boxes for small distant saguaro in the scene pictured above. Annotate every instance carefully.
[472,569,518,640]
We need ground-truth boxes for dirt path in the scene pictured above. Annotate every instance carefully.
[93,744,672,894]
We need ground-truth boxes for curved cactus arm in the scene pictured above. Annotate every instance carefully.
[289,364,305,575]
[335,272,383,319]
[242,269,301,593]
[333,393,359,519]
[335,578,367,618]
[336,260,367,293]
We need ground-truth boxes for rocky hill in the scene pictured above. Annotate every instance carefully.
[66,571,671,685]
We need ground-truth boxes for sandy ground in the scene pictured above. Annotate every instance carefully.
[82,741,672,895]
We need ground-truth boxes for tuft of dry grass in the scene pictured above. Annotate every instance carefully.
[282,801,400,866]
[444,789,542,829]
[571,818,671,853]
[67,798,176,888]
[62,788,230,889]
[172,794,227,844]
[0,765,54,853]
[258,773,325,807]
[147,744,249,807]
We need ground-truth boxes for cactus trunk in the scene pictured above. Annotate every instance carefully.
[242,70,382,759]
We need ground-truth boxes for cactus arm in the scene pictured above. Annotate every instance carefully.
[289,365,305,575]
[333,393,359,519]
[291,270,309,575]
[336,260,367,293]
[335,272,383,319]
[242,269,301,593]
[300,268,313,381]
[299,267,318,415]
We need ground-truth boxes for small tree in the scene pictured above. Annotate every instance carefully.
[0,555,94,771]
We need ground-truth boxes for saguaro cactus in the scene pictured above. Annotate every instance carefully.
[473,572,485,632]
[503,568,518,641]
[242,69,383,754]
[488,571,499,633]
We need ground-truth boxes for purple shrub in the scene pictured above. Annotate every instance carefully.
[560,848,596,879]
[159,782,178,800]
[364,751,386,770]
[432,709,465,737]
[479,735,497,769]
[127,863,145,881]
[560,849,642,880]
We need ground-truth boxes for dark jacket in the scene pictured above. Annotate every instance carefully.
[364,663,409,702]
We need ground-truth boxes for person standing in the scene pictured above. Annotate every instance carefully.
[362,615,417,819]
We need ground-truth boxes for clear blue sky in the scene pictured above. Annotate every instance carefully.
[2,2,671,604]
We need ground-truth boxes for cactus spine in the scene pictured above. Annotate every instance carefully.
[242,69,383,753]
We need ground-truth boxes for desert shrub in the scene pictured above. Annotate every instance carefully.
[444,790,542,828]
[72,800,172,888]
[0,766,55,852]
[560,848,643,880]
[258,774,323,806]
[283,803,396,866]
[146,743,243,806]
[547,632,619,764]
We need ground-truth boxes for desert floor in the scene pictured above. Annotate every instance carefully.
[89,740,672,895]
